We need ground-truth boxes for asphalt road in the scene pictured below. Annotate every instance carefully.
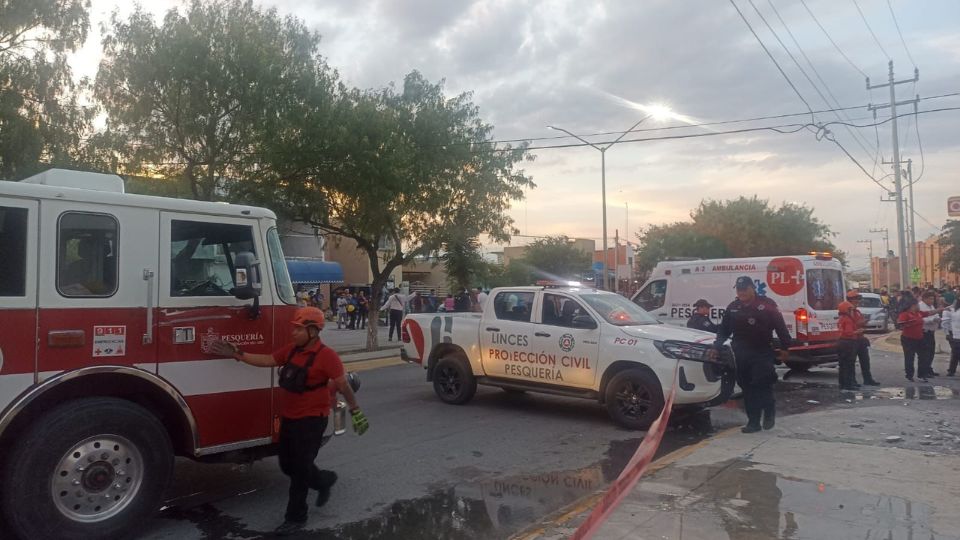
[136,360,744,540]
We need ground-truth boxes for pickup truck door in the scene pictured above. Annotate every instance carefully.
[479,290,537,381]
[533,293,600,389]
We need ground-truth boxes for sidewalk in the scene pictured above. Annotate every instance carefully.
[527,397,960,539]
[874,329,953,356]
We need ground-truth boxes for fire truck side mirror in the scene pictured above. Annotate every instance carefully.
[230,251,262,300]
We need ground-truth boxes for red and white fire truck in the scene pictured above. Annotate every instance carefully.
[0,169,314,539]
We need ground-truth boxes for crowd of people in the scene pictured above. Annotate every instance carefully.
[887,285,960,381]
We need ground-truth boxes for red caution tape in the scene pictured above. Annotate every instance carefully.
[570,362,680,540]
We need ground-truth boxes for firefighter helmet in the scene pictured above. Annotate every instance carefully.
[291,307,325,329]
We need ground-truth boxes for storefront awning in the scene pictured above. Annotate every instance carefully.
[285,259,344,284]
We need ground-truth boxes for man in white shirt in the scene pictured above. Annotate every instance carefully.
[475,287,488,310]
[382,288,406,341]
[945,298,959,376]
[918,291,941,377]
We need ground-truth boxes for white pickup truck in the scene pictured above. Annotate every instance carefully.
[399,285,735,429]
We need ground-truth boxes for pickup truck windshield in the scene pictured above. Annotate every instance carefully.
[579,293,660,326]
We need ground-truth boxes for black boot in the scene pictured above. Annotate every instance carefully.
[862,373,881,386]
[762,406,775,430]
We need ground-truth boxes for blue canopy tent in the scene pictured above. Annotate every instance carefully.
[285,258,344,284]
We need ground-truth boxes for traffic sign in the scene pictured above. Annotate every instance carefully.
[949,196,960,217]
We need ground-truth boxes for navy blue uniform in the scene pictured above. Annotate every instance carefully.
[687,313,719,333]
[714,296,792,429]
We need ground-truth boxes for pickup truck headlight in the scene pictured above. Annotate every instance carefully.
[653,340,712,361]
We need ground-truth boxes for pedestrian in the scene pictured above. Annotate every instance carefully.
[426,289,438,313]
[475,287,488,310]
[443,293,455,312]
[711,276,792,433]
[845,290,880,386]
[897,298,941,382]
[686,299,719,333]
[382,288,406,341]
[357,291,369,330]
[837,301,861,390]
[296,286,310,307]
[945,296,959,376]
[918,291,942,377]
[336,292,348,330]
[454,288,471,312]
[207,307,368,535]
[312,289,325,310]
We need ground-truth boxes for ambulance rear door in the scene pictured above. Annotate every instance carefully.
[157,212,275,449]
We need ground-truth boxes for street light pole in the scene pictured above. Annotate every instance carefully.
[549,114,652,290]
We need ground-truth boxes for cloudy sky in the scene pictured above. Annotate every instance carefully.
[71,0,960,273]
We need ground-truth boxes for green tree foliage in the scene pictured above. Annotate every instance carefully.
[95,0,332,200]
[519,235,592,282]
[635,196,840,272]
[238,71,534,349]
[0,0,91,179]
[940,220,960,274]
[442,233,484,293]
[484,261,534,289]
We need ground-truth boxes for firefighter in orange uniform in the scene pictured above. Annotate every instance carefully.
[209,307,368,535]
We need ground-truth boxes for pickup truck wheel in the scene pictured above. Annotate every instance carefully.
[784,361,812,372]
[604,369,664,430]
[433,357,477,405]
[1,397,173,540]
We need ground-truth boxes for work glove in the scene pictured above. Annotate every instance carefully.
[351,409,369,435]
[209,340,239,358]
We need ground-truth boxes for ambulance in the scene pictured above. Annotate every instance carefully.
[631,253,845,369]
[0,169,355,540]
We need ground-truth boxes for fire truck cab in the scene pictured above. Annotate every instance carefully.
[0,169,299,539]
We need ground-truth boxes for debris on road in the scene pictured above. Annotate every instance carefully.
[885,436,904,443]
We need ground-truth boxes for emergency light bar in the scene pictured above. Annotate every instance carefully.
[808,251,833,260]
[535,280,583,288]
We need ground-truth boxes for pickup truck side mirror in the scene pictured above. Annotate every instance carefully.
[572,315,597,330]
[230,251,261,320]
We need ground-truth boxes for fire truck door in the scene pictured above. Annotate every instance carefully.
[157,212,275,448]
[36,201,160,377]
[0,199,38,412]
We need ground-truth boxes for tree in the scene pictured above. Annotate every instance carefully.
[940,220,960,274]
[95,0,333,200]
[519,235,592,282]
[442,233,484,293]
[237,71,534,350]
[0,0,92,179]
[635,196,841,273]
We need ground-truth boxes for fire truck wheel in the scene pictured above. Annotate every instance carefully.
[432,356,477,405]
[604,369,665,430]
[1,397,173,540]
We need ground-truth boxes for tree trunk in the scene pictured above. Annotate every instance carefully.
[366,277,384,351]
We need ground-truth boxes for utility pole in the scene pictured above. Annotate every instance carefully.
[857,239,873,288]
[869,227,891,292]
[883,158,917,275]
[867,61,919,289]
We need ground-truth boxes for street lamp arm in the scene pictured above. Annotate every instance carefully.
[547,125,604,151]
[604,114,653,148]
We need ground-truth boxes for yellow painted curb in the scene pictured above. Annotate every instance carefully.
[508,426,742,540]
[345,356,404,373]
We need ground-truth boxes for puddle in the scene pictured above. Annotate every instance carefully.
[616,460,954,539]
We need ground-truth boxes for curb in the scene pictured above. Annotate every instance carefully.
[507,426,741,540]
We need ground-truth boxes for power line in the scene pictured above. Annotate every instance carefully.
[729,0,816,120]
[852,0,891,60]
[800,0,867,78]
[885,0,916,67]
[912,105,926,184]
[763,0,879,166]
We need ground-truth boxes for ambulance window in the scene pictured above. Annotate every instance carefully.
[169,220,255,297]
[493,291,535,322]
[633,280,667,312]
[806,269,843,310]
[0,206,28,296]
[57,212,119,297]
[267,227,296,304]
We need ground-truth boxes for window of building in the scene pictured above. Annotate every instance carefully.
[57,212,119,297]
[170,220,255,297]
[0,206,28,296]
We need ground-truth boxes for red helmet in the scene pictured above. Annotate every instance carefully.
[838,301,854,314]
[291,307,325,329]
[846,290,862,300]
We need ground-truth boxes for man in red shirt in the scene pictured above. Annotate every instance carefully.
[837,301,861,390]
[845,291,880,386]
[898,299,943,382]
[210,307,368,534]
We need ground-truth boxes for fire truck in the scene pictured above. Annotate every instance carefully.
[0,169,330,539]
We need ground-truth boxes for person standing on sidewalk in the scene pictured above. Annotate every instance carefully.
[712,276,792,433]
[837,301,862,390]
[382,288,406,341]
[946,297,960,376]
[208,307,369,535]
[845,290,880,386]
[918,291,942,378]
[356,291,369,330]
[898,298,942,382]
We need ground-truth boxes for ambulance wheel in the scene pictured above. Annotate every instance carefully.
[433,357,477,405]
[605,369,665,430]
[1,397,173,540]
[784,361,812,372]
